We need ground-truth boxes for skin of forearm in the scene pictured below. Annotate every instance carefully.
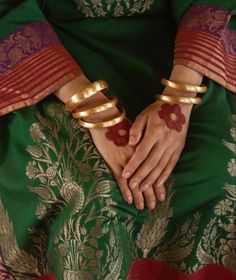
[163,64,204,97]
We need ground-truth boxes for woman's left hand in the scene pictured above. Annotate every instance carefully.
[122,99,193,201]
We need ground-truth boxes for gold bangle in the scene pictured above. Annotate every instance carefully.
[72,97,118,119]
[78,107,126,129]
[161,78,207,93]
[65,80,109,112]
[155,94,202,105]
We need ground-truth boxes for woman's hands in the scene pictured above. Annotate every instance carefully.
[90,123,156,210]
[55,65,203,209]
[122,100,192,201]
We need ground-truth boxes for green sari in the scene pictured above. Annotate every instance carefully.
[0,0,235,279]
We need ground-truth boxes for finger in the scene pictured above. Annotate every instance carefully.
[154,152,180,201]
[139,148,172,192]
[154,182,166,202]
[129,144,168,192]
[143,187,156,210]
[128,114,147,146]
[122,127,158,180]
[114,173,133,204]
[156,151,180,186]
[132,188,144,210]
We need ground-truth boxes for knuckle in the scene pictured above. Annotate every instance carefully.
[136,147,147,160]
[135,115,143,122]
[146,177,156,185]
[168,158,177,169]
[157,161,166,171]
[130,176,142,187]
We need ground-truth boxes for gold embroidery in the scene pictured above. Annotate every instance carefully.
[0,22,58,73]
[0,200,42,279]
[74,0,154,17]
[136,181,200,271]
[196,114,236,274]
[25,103,135,278]
[22,102,236,277]
[155,213,201,265]
[136,183,173,258]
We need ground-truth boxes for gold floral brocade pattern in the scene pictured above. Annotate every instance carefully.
[0,103,235,278]
[74,0,154,17]
[195,115,236,274]
[25,103,138,279]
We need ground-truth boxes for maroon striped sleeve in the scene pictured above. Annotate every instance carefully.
[0,21,83,116]
[174,4,236,93]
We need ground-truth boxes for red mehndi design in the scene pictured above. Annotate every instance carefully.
[158,103,186,132]
[105,118,132,147]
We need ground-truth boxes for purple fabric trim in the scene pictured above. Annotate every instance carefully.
[222,29,236,55]
[178,4,235,55]
[179,4,231,36]
[0,21,60,74]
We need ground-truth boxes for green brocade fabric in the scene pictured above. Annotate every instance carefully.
[0,1,236,279]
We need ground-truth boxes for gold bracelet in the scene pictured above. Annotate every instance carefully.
[72,97,118,119]
[65,80,109,112]
[78,107,126,129]
[155,94,202,105]
[161,78,207,93]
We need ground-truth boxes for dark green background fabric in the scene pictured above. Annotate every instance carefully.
[0,0,235,279]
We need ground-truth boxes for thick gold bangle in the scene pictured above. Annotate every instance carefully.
[78,107,126,129]
[72,97,118,119]
[155,94,202,105]
[161,78,207,93]
[65,80,109,112]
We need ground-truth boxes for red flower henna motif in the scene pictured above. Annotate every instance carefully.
[105,118,132,147]
[158,103,186,132]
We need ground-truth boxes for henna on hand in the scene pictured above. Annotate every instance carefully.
[158,103,186,132]
[105,118,132,147]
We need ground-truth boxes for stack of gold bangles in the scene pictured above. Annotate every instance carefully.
[155,78,208,104]
[65,80,126,128]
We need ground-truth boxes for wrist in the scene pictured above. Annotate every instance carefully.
[83,105,120,123]
[55,75,120,124]
[55,75,91,103]
[163,64,204,97]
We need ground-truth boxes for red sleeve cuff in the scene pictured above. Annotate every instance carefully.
[0,21,83,116]
[174,4,236,93]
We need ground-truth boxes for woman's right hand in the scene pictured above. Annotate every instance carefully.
[90,124,156,210]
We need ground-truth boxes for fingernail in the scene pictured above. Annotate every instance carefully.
[159,193,165,201]
[149,202,156,209]
[137,203,144,210]
[126,195,133,204]
[140,183,150,192]
[129,136,136,146]
[122,171,130,179]
[130,182,138,190]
